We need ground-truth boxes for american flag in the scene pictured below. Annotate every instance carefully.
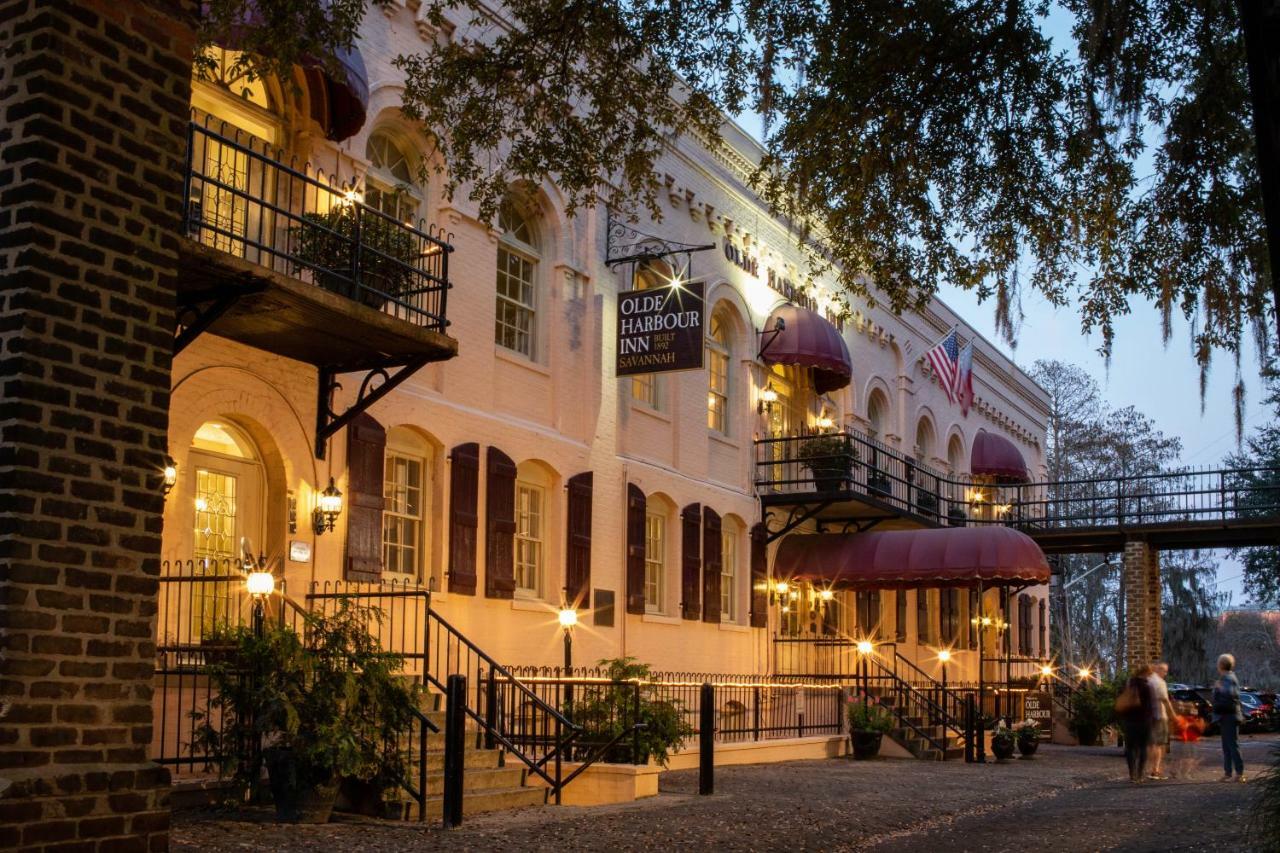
[925,329,961,405]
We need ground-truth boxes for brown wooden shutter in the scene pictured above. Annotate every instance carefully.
[749,522,768,628]
[485,446,517,599]
[344,413,385,582]
[565,472,593,608]
[680,503,702,620]
[702,508,722,623]
[625,484,646,615]
[447,442,479,595]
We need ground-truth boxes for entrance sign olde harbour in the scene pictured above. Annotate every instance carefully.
[616,280,706,375]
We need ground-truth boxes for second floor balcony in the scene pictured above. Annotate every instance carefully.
[176,120,456,372]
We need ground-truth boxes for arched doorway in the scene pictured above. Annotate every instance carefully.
[185,420,266,563]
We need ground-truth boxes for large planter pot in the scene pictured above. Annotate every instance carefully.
[991,737,1016,762]
[265,748,339,824]
[1017,735,1039,758]
[867,476,892,497]
[1073,725,1100,747]
[809,466,849,492]
[851,730,883,760]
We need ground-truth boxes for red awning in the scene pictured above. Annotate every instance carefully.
[970,431,1029,482]
[773,527,1050,589]
[760,304,852,394]
[206,2,369,142]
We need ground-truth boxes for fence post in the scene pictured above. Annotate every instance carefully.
[699,682,714,796]
[484,668,497,751]
[443,674,466,829]
[632,681,641,764]
[963,694,974,763]
[753,686,761,742]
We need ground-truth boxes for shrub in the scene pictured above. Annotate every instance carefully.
[291,205,418,302]
[568,657,693,767]
[846,698,894,733]
[1067,677,1122,746]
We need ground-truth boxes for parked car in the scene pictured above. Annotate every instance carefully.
[1239,691,1275,733]
[1170,687,1218,736]
[1255,692,1279,730]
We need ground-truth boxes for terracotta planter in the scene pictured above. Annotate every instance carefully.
[991,737,1016,761]
[1017,735,1039,758]
[851,730,883,760]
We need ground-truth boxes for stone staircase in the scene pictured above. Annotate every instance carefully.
[867,687,965,761]
[383,694,546,820]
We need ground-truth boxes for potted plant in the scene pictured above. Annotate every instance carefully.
[914,489,939,515]
[846,698,894,760]
[946,506,967,526]
[291,203,418,308]
[1014,719,1040,757]
[990,720,1017,761]
[193,600,422,822]
[1067,679,1119,747]
[569,657,693,766]
[796,434,854,492]
[866,467,892,497]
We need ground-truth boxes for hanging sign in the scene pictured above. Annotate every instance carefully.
[1023,691,1053,724]
[616,280,705,376]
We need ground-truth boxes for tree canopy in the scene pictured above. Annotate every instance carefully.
[201,0,1276,410]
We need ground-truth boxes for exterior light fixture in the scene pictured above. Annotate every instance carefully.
[245,570,275,598]
[758,382,779,414]
[341,188,364,206]
[815,409,835,431]
[774,580,789,594]
[819,589,835,602]
[313,478,343,535]
[1077,666,1093,681]
[162,457,178,496]
[856,640,874,656]
[1040,664,1055,678]
[557,607,579,629]
[936,648,952,664]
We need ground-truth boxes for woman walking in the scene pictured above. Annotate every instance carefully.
[1117,664,1155,782]
[1212,653,1246,782]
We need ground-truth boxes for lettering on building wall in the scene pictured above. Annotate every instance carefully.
[616,281,706,375]
[721,237,846,330]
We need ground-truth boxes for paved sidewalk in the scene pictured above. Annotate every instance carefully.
[170,734,1277,852]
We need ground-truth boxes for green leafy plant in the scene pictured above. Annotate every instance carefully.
[291,204,418,304]
[991,719,1017,753]
[846,699,894,734]
[568,657,693,767]
[797,434,855,467]
[1067,678,1121,746]
[192,599,422,814]
[1249,744,1280,853]
[1013,718,1040,739]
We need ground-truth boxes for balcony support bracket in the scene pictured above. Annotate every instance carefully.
[174,277,268,355]
[763,501,836,543]
[315,355,431,459]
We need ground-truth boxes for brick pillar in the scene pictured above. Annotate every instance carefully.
[1122,540,1162,672]
[0,2,193,849]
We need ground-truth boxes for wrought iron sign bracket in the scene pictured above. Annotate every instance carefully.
[174,277,267,355]
[315,354,431,459]
[757,316,786,360]
[605,210,715,273]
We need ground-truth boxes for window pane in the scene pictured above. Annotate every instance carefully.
[382,451,424,580]
[645,512,665,611]
[721,530,735,621]
[496,245,536,356]
[515,483,544,595]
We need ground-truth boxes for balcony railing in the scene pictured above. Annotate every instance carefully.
[183,118,451,331]
[756,429,1280,532]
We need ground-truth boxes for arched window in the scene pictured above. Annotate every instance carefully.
[915,417,935,464]
[365,130,419,223]
[707,309,731,434]
[495,197,540,358]
[383,428,432,581]
[947,435,965,476]
[867,389,889,440]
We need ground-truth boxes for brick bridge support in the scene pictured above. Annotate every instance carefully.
[0,1,193,849]
[1122,540,1163,672]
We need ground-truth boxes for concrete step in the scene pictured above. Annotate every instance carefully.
[420,786,546,819]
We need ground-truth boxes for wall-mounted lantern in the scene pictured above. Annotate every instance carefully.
[757,382,778,415]
[162,457,178,497]
[312,477,343,535]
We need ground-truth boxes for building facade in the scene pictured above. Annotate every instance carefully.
[158,0,1053,702]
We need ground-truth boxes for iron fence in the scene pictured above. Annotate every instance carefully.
[184,118,452,330]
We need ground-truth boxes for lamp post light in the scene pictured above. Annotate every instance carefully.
[557,606,578,672]
[856,639,874,709]
[937,648,952,698]
[245,565,274,638]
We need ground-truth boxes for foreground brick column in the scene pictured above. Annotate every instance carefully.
[0,1,193,849]
[1122,540,1162,672]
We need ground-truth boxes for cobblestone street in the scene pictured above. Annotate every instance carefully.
[171,735,1276,852]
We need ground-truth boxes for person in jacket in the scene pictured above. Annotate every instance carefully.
[1118,665,1155,782]
[1213,653,1246,782]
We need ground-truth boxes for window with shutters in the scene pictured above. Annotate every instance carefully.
[1018,595,1033,655]
[496,197,539,358]
[515,482,544,597]
[1038,598,1047,657]
[940,588,961,646]
[917,590,932,644]
[382,449,425,579]
[856,590,880,639]
[895,591,908,642]
[645,511,666,613]
[720,526,736,621]
[968,588,980,649]
[707,309,730,434]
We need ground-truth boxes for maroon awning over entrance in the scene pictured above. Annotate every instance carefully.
[773,527,1050,589]
[970,431,1030,482]
[206,2,370,142]
[760,304,852,394]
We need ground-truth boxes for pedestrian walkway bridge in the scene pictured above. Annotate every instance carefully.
[755,430,1280,554]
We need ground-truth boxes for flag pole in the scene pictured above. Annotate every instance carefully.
[921,324,959,354]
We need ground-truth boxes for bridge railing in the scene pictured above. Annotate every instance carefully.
[755,430,1280,531]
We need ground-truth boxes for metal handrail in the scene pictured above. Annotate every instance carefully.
[862,657,953,756]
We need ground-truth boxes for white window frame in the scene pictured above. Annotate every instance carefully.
[514,481,545,597]
[365,130,419,224]
[496,202,539,358]
[644,511,666,613]
[720,527,736,622]
[707,314,730,434]
[382,449,426,580]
